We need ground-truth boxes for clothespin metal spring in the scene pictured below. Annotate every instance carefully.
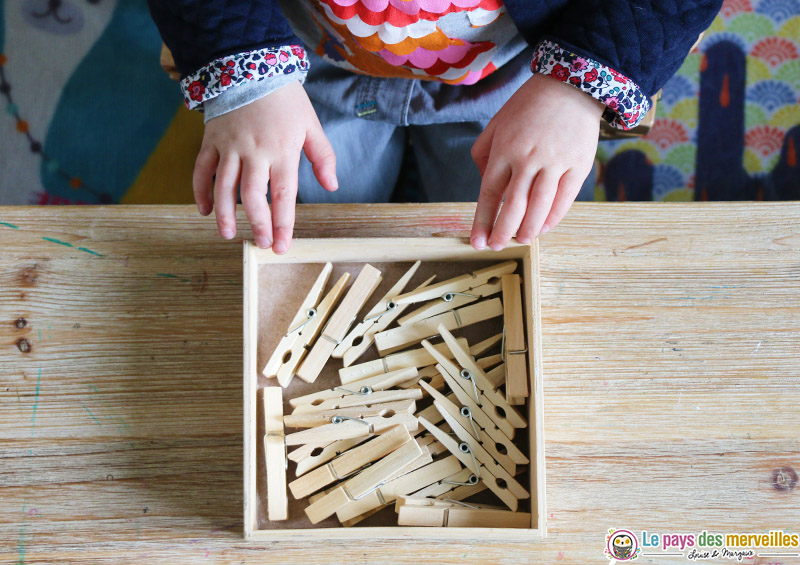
[286,308,317,336]
[334,385,374,396]
[460,369,480,405]
[442,474,479,486]
[458,442,481,478]
[364,301,397,322]
[460,406,481,440]
[442,292,476,302]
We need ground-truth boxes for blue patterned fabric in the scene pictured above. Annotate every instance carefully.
[146,0,301,77]
[505,0,724,97]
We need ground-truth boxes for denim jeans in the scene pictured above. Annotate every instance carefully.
[297,49,596,203]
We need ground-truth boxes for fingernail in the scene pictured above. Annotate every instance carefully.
[472,236,486,250]
[330,176,339,190]
[220,228,234,239]
[256,236,272,249]
[197,203,207,215]
[517,236,531,244]
[489,241,504,251]
[273,241,287,254]
[540,224,550,235]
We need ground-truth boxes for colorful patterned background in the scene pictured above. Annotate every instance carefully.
[595,0,800,201]
[0,0,201,205]
[0,0,797,205]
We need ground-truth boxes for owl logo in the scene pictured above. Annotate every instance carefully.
[605,529,640,561]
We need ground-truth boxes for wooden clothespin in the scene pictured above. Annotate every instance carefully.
[469,333,503,357]
[303,443,432,504]
[289,437,367,477]
[284,412,418,446]
[303,441,432,509]
[418,380,520,474]
[296,264,383,383]
[415,401,445,428]
[288,425,413,499]
[415,434,448,457]
[410,467,481,500]
[263,263,330,380]
[323,424,457,527]
[418,414,525,512]
[391,260,517,306]
[339,507,382,528]
[440,386,527,465]
[262,387,287,521]
[332,261,434,366]
[415,365,440,380]
[437,325,527,429]
[433,400,529,506]
[291,389,423,415]
[304,438,425,524]
[338,274,436,367]
[402,365,446,394]
[335,455,462,523]
[420,339,515,439]
[332,262,421,360]
[476,354,503,370]
[417,417,479,475]
[416,462,526,503]
[263,267,351,387]
[290,367,419,409]
[485,363,506,389]
[397,278,502,327]
[442,367,516,445]
[306,447,440,527]
[339,339,468,385]
[283,398,416,428]
[374,298,504,355]
[396,497,531,528]
[288,413,439,477]
[502,274,529,404]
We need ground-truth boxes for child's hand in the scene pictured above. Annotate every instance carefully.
[470,73,604,250]
[194,81,338,253]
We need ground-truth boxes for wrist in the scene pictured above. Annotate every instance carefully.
[180,45,309,112]
[530,73,605,119]
[530,39,651,131]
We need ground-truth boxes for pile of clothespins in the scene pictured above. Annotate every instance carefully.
[261,260,532,528]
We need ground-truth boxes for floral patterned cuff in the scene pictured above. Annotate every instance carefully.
[530,39,651,131]
[180,45,309,111]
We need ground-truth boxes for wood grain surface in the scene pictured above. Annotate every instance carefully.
[1,203,799,564]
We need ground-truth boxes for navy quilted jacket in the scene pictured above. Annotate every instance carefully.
[148,1,722,129]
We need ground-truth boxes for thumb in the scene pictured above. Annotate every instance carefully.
[304,118,338,192]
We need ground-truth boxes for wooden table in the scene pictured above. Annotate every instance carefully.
[2,203,798,564]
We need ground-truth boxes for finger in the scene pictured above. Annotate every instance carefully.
[304,119,338,192]
[486,167,536,250]
[240,158,273,249]
[213,153,241,239]
[470,156,510,250]
[269,156,300,255]
[516,169,562,242]
[471,122,495,178]
[540,169,585,234]
[193,146,219,216]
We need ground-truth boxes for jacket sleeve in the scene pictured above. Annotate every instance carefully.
[147,0,309,112]
[506,0,723,130]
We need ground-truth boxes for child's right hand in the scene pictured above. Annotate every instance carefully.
[194,81,338,253]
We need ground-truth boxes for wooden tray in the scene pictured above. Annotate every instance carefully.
[243,238,545,540]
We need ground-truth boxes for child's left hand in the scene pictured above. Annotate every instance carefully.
[470,73,605,250]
